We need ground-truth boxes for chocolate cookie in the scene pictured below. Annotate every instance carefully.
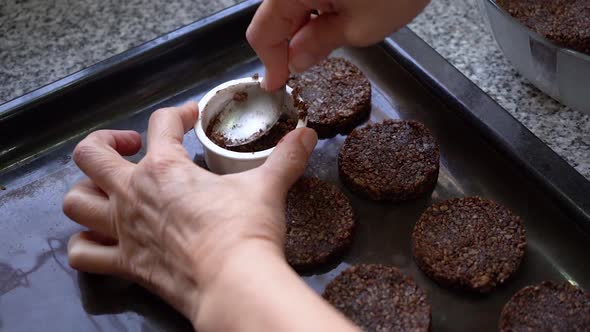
[323,264,431,332]
[496,0,590,55]
[338,119,440,202]
[285,177,355,271]
[499,281,590,331]
[287,57,371,138]
[412,197,526,293]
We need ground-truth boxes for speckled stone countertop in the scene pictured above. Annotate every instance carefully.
[408,0,589,180]
[1,0,588,179]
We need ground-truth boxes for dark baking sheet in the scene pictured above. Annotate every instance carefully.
[1,1,589,331]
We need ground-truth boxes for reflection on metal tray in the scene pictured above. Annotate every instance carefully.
[1,1,589,331]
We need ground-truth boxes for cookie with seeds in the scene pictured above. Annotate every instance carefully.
[287,57,371,138]
[412,197,526,293]
[285,177,355,271]
[338,119,440,202]
[323,264,432,332]
[499,281,590,331]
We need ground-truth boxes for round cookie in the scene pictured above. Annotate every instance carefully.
[499,281,590,331]
[338,119,440,202]
[285,177,355,271]
[287,57,371,138]
[323,264,432,332]
[412,197,526,293]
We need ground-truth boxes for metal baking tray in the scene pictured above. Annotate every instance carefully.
[1,1,589,331]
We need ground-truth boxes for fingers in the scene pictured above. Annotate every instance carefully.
[73,130,140,193]
[246,0,310,91]
[259,127,317,194]
[68,231,122,275]
[63,179,117,239]
[288,14,347,73]
[147,101,198,155]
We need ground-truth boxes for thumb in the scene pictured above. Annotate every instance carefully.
[259,128,318,194]
[288,14,347,73]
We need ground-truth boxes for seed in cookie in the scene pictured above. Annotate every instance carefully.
[285,177,355,271]
[412,197,526,293]
[499,281,590,331]
[323,264,432,332]
[338,119,440,202]
[287,57,371,138]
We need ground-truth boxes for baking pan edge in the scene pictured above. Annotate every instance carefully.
[383,29,590,232]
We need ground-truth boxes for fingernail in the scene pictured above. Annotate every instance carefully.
[300,129,318,154]
[289,52,317,74]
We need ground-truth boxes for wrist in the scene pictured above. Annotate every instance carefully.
[183,210,286,287]
[190,243,286,330]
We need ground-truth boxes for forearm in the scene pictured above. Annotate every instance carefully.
[193,246,359,332]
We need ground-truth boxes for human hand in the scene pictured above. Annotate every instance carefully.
[63,101,318,325]
[246,0,430,91]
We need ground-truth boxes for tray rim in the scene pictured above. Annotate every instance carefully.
[1,0,588,232]
[0,0,260,120]
[382,30,590,232]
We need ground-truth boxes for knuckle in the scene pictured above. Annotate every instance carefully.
[143,154,178,176]
[284,139,308,165]
[266,147,305,178]
[149,108,169,125]
[285,153,306,175]
[73,130,111,164]
[72,141,94,165]
[109,255,126,278]
[171,144,190,159]
[285,149,304,166]
[245,25,261,48]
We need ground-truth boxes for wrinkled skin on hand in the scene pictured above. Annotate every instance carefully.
[64,101,318,321]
